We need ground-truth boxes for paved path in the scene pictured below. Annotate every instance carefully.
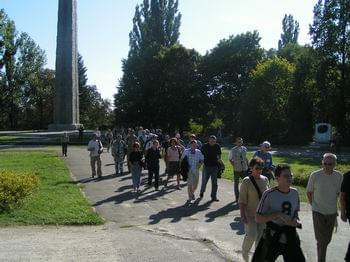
[0,146,349,261]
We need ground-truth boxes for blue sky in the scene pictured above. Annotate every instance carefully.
[0,0,316,101]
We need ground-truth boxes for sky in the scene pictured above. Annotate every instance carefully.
[0,0,317,101]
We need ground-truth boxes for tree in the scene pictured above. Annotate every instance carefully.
[200,31,264,134]
[310,0,350,143]
[0,12,17,128]
[0,10,47,129]
[129,0,181,57]
[115,44,203,130]
[278,14,300,50]
[78,54,113,128]
[240,58,295,143]
[116,0,187,130]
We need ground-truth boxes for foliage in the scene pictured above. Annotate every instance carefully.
[310,0,350,143]
[0,170,39,212]
[129,0,181,57]
[278,14,300,50]
[116,2,207,131]
[200,31,264,134]
[78,53,114,129]
[188,119,204,135]
[240,58,295,143]
[117,44,203,130]
[0,151,103,225]
[0,9,51,130]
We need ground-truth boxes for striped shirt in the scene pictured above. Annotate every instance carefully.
[256,187,300,226]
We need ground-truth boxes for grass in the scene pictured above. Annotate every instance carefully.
[221,150,350,203]
[0,151,104,226]
[0,136,19,141]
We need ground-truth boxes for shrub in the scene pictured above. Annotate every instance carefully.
[0,170,39,212]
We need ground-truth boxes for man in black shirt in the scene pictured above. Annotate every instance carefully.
[199,135,221,201]
[340,171,350,261]
[145,140,162,191]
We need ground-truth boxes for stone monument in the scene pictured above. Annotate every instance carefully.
[49,0,80,130]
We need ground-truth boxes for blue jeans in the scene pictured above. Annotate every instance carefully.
[200,165,219,198]
[131,163,142,190]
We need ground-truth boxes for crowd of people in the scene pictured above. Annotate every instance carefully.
[83,126,349,262]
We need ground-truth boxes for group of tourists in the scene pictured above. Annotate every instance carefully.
[84,127,349,262]
[232,139,349,262]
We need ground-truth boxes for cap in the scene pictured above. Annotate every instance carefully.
[261,141,271,148]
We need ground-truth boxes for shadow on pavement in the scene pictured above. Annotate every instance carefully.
[93,190,136,206]
[148,199,212,225]
[205,201,239,222]
[230,216,245,235]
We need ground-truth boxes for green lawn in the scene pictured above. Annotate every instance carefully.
[221,150,350,203]
[0,136,19,141]
[0,151,104,226]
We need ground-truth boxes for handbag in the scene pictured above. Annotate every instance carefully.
[217,159,225,178]
[180,155,189,181]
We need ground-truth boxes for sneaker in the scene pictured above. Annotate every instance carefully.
[211,198,219,202]
[199,192,203,198]
[92,173,96,178]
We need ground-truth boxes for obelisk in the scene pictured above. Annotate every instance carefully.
[49,0,80,130]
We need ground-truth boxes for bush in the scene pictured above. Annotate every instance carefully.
[0,170,39,212]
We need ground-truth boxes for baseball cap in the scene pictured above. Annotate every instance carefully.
[261,141,271,148]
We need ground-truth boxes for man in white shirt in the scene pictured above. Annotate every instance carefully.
[87,134,103,178]
[229,137,248,202]
[306,153,343,262]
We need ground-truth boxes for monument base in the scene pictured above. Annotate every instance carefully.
[48,123,82,131]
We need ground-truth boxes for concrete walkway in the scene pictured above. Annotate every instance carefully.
[0,146,349,261]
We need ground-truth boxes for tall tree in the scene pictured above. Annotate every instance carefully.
[200,31,263,134]
[115,44,203,130]
[310,0,350,142]
[78,53,113,128]
[278,14,300,50]
[0,11,17,128]
[116,0,186,130]
[240,58,295,143]
[129,0,181,57]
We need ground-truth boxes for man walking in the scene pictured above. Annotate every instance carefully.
[340,171,350,261]
[306,153,343,262]
[111,134,126,175]
[145,140,162,191]
[252,164,305,261]
[229,137,249,202]
[87,133,103,178]
[199,135,221,201]
[253,141,274,181]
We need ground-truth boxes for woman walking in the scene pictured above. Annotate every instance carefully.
[129,142,144,194]
[239,157,269,261]
[165,138,184,189]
